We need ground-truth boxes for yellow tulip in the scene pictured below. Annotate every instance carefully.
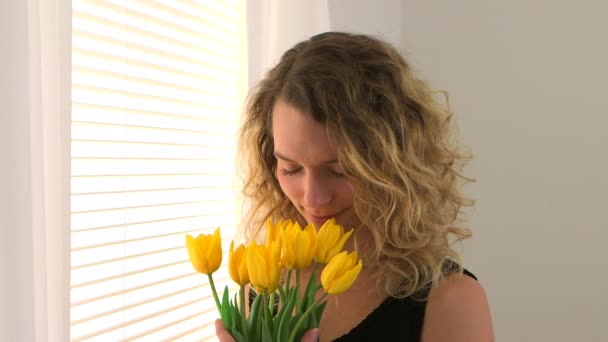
[314,218,354,264]
[229,241,250,286]
[265,217,284,247]
[185,228,222,275]
[280,221,317,269]
[246,242,281,293]
[265,218,287,264]
[320,251,363,295]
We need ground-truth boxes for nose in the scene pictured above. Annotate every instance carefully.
[303,173,332,208]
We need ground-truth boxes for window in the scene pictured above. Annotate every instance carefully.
[70,1,246,340]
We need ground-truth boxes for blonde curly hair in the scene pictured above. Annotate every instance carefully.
[238,32,473,299]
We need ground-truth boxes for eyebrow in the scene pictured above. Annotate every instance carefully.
[273,151,339,165]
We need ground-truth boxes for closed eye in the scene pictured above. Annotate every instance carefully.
[329,168,345,177]
[280,167,301,176]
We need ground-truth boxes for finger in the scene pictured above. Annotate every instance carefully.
[214,319,236,342]
[300,328,320,342]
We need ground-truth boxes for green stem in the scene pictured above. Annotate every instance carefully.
[259,291,265,326]
[287,293,328,342]
[310,262,319,296]
[305,262,320,306]
[286,269,292,292]
[296,269,301,312]
[239,285,248,338]
[262,291,271,337]
[269,291,276,315]
[207,273,221,312]
[262,291,268,319]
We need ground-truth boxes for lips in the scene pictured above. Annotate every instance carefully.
[309,214,333,225]
[307,209,345,226]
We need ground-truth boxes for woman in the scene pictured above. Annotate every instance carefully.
[217,31,494,341]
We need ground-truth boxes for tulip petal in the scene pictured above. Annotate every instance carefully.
[246,245,264,291]
[295,231,309,268]
[282,226,299,269]
[195,235,211,273]
[321,251,347,289]
[304,224,317,262]
[328,260,362,294]
[229,241,249,285]
[207,228,222,273]
[321,251,363,295]
[315,220,353,264]
[238,249,249,285]
[186,234,206,274]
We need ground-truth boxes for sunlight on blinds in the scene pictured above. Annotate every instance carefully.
[70,1,246,341]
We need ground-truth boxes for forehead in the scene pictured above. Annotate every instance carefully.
[271,99,338,164]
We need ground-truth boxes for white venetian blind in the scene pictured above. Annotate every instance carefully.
[70,1,246,341]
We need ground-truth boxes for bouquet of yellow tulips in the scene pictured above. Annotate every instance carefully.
[185,218,362,342]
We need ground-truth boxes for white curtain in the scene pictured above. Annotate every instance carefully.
[246,0,331,88]
[0,0,71,341]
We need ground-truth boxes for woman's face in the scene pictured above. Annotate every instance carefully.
[272,99,359,230]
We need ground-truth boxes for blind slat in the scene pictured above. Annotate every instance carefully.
[72,158,236,177]
[72,37,237,83]
[72,141,235,160]
[71,122,236,147]
[71,218,238,268]
[82,0,239,37]
[72,174,237,194]
[72,202,238,231]
[72,102,238,124]
[72,186,237,212]
[72,65,235,97]
[72,83,236,110]
[72,7,238,52]
[73,1,239,48]
[71,272,196,307]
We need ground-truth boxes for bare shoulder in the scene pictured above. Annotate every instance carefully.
[421,272,495,342]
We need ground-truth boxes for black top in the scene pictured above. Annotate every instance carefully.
[333,268,477,342]
[248,266,477,342]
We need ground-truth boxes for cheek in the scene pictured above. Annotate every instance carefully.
[335,180,355,201]
[277,175,300,201]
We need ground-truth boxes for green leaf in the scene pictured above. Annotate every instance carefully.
[275,311,290,342]
[262,294,274,339]
[219,289,247,342]
[278,289,298,342]
[268,292,276,317]
[230,304,244,341]
[261,319,272,342]
[301,268,317,310]
[220,286,233,331]
[255,313,263,342]
[313,300,328,326]
[233,330,246,342]
[247,293,262,340]
[278,284,287,304]
[256,292,273,342]
[231,295,244,330]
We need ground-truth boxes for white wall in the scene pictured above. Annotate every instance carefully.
[0,1,35,340]
[329,0,403,47]
[329,0,608,341]
[247,0,331,88]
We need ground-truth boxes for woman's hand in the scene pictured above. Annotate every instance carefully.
[214,319,236,342]
[215,319,320,342]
